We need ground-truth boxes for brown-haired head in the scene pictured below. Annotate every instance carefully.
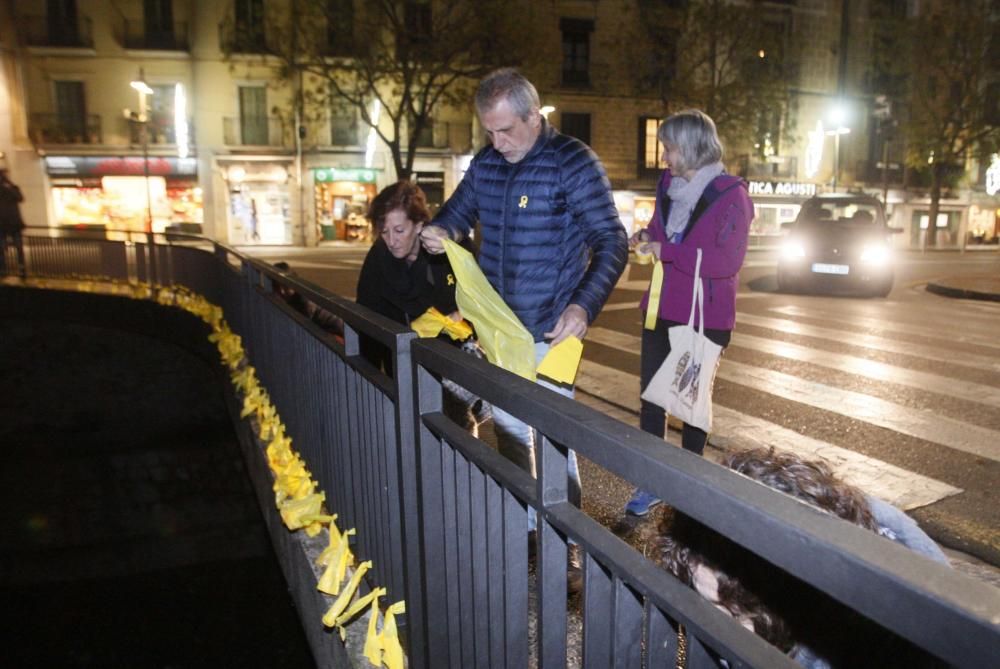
[368,180,431,234]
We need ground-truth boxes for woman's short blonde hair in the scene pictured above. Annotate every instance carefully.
[658,109,724,171]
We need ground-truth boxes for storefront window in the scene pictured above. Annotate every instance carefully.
[229,183,290,244]
[313,167,378,242]
[966,205,999,245]
[51,177,203,232]
[315,180,375,242]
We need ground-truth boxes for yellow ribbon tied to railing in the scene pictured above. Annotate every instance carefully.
[322,560,372,627]
[380,601,406,669]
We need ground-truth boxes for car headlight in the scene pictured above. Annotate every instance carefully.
[860,243,890,263]
[781,240,806,260]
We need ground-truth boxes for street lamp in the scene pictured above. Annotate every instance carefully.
[128,69,154,234]
[826,102,851,192]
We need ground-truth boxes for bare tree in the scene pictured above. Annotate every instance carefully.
[625,0,794,160]
[223,0,544,179]
[903,0,999,246]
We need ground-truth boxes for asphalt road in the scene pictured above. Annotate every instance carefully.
[241,244,1000,583]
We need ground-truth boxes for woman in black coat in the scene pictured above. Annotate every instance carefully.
[356,180,487,432]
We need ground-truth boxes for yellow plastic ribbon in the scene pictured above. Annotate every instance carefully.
[363,594,383,665]
[380,601,406,669]
[315,515,341,566]
[279,491,324,530]
[410,307,474,341]
[535,336,584,385]
[334,586,385,628]
[644,260,664,331]
[322,560,372,627]
[317,528,356,595]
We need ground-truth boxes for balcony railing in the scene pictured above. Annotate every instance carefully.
[218,21,270,54]
[29,113,102,145]
[223,116,287,147]
[20,16,94,48]
[127,115,195,149]
[120,20,189,51]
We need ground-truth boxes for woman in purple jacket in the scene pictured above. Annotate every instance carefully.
[626,110,754,517]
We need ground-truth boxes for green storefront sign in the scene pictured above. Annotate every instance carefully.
[313,167,377,183]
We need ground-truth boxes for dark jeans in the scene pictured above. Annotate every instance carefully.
[640,317,731,456]
[0,229,25,276]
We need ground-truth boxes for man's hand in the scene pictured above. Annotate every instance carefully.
[420,226,449,255]
[544,304,589,345]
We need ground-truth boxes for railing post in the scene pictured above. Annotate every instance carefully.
[392,332,429,668]
[537,427,569,668]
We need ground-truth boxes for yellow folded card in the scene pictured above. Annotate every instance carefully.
[536,336,583,385]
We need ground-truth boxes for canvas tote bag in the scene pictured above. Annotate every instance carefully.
[640,248,723,432]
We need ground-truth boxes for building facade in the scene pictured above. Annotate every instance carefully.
[1,0,996,248]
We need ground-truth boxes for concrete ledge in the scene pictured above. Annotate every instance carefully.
[223,384,374,669]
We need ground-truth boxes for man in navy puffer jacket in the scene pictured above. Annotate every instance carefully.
[422,69,627,582]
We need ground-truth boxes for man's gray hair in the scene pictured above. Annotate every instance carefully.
[658,109,724,171]
[475,68,540,121]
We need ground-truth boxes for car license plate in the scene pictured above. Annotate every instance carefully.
[811,263,850,275]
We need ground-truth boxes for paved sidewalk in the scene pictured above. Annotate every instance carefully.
[927,275,1000,302]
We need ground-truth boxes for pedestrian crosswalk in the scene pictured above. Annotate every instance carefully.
[576,297,1000,511]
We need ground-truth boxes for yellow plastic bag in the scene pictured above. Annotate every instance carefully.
[443,239,536,381]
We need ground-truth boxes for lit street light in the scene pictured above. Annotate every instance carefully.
[826,102,851,192]
[127,69,154,234]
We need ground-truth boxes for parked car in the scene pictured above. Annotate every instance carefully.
[777,193,901,297]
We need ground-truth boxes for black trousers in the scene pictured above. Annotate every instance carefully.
[639,317,731,455]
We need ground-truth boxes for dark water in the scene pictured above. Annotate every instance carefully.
[0,317,313,668]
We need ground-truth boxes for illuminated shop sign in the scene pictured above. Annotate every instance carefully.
[986,154,1000,196]
[313,167,377,183]
[748,180,817,197]
[45,155,197,177]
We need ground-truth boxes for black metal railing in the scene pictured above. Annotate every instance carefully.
[223,116,288,148]
[29,113,102,145]
[218,21,270,54]
[127,114,194,147]
[6,228,1000,669]
[19,15,94,48]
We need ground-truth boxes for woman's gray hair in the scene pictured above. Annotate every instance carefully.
[475,68,540,121]
[658,109,724,170]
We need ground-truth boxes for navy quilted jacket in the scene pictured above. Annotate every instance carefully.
[433,123,628,340]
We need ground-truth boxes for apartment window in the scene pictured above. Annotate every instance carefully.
[239,86,268,145]
[410,114,435,148]
[144,0,174,46]
[329,98,357,145]
[560,112,592,147]
[234,0,266,50]
[560,18,593,87]
[326,0,354,56]
[638,116,666,178]
[47,0,80,46]
[54,80,86,140]
[150,84,177,143]
[405,1,432,44]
